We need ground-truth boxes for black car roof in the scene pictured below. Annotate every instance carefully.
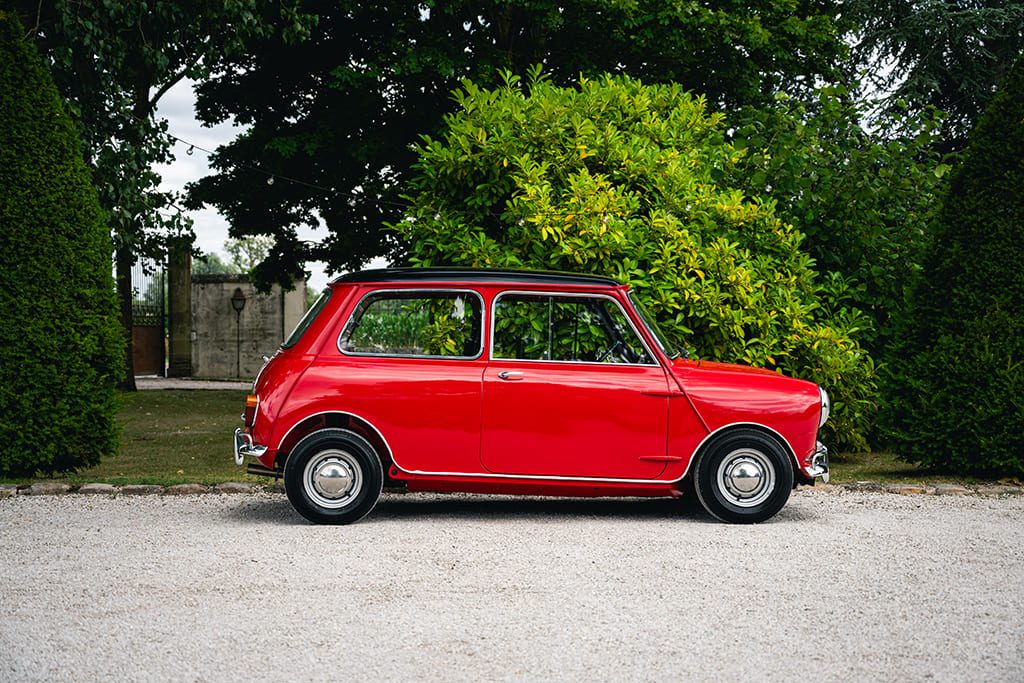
[331,268,620,287]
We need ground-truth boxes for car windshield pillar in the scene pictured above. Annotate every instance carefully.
[627,291,679,360]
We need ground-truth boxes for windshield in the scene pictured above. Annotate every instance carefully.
[627,290,679,360]
[282,288,331,348]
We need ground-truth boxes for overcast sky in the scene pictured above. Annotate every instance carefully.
[153,79,331,290]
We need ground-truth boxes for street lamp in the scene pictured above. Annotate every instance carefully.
[231,287,246,378]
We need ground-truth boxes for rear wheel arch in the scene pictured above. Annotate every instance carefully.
[276,412,393,475]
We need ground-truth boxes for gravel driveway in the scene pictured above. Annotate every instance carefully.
[1,490,1022,681]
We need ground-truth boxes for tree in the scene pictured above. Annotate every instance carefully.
[396,72,876,449]
[12,0,313,388]
[849,0,1024,151]
[225,235,274,274]
[728,87,946,353]
[884,59,1024,476]
[186,1,852,288]
[0,11,123,476]
[192,252,238,276]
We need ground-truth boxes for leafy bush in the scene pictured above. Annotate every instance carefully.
[884,59,1024,477]
[395,71,876,449]
[0,12,123,477]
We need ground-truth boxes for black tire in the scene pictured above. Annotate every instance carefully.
[693,428,794,524]
[284,428,383,525]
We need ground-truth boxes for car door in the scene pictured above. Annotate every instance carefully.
[480,292,670,479]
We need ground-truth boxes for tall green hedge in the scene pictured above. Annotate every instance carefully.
[884,59,1024,477]
[0,12,123,477]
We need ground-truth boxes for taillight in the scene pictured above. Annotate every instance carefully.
[244,394,259,428]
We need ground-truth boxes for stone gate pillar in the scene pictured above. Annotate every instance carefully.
[166,238,192,377]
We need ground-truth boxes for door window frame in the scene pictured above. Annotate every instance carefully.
[489,290,660,367]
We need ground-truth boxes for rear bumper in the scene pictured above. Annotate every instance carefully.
[804,441,829,483]
[233,428,268,466]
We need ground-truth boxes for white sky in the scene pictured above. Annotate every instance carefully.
[153,79,331,290]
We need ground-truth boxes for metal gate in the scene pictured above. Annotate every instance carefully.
[131,259,166,376]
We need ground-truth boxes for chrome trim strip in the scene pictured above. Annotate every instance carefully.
[336,288,486,360]
[488,290,659,367]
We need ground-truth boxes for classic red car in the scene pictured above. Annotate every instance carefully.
[234,269,829,524]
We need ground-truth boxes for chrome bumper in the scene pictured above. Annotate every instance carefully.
[233,428,268,466]
[805,441,829,483]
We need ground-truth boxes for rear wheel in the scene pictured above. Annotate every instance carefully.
[693,429,794,524]
[284,429,383,525]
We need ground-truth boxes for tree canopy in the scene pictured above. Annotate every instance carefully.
[11,0,313,385]
[186,0,852,287]
[850,0,1024,151]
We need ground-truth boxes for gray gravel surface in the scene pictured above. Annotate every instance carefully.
[1,490,1022,682]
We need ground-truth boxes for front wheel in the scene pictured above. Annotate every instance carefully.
[284,429,383,525]
[693,429,794,524]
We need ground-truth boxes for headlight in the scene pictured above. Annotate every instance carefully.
[819,387,830,428]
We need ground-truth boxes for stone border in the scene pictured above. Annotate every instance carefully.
[0,482,283,498]
[1,481,1021,499]
[806,482,1022,497]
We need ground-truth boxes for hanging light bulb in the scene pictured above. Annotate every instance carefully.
[267,176,275,186]
[186,145,194,156]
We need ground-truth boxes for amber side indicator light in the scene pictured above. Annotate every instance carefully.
[244,394,258,427]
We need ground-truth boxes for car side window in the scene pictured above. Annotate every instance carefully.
[493,294,654,364]
[339,291,482,358]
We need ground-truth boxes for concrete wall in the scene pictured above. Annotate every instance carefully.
[191,275,307,379]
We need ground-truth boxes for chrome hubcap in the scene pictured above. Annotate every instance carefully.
[717,448,775,508]
[304,449,363,509]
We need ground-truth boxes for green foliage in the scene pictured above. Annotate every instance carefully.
[848,0,1024,151]
[225,235,275,275]
[193,252,239,276]
[884,59,1024,477]
[11,0,313,381]
[0,12,123,476]
[395,72,877,449]
[729,88,945,351]
[13,0,314,259]
[187,0,851,287]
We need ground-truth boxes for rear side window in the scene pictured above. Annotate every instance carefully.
[339,290,483,359]
[282,288,332,349]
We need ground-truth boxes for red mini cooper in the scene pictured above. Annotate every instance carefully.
[234,268,829,524]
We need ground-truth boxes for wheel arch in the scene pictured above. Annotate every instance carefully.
[275,411,394,474]
[679,422,799,486]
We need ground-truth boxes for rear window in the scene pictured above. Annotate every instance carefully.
[338,290,483,359]
[282,288,332,349]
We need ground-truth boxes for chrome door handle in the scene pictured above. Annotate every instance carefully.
[497,371,525,381]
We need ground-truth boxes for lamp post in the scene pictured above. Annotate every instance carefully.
[230,287,246,378]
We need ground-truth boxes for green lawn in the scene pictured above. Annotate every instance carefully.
[2,390,262,486]
[2,390,1004,487]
